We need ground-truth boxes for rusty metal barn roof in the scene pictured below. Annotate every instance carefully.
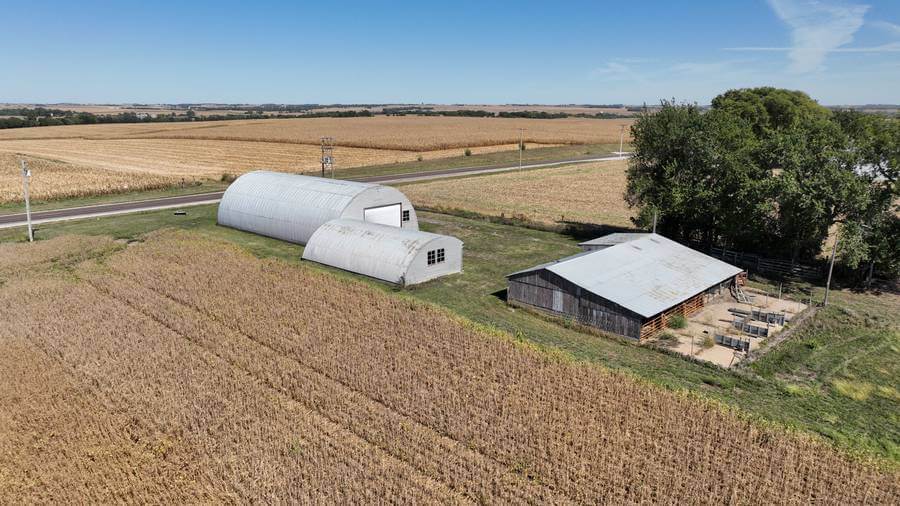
[509,234,743,318]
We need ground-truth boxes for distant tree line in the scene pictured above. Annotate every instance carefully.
[626,87,899,280]
[1,103,632,131]
[0,108,270,129]
[0,107,376,130]
[382,108,630,119]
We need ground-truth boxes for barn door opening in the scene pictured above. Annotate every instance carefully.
[552,290,564,312]
[364,203,402,227]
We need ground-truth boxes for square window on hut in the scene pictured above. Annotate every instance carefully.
[402,210,410,222]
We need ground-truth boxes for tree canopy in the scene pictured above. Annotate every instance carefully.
[626,87,899,279]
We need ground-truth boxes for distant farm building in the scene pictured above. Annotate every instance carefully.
[218,171,461,286]
[507,234,743,340]
[303,219,463,286]
[217,171,418,244]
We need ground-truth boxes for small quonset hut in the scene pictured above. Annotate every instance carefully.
[302,219,462,286]
[507,234,743,340]
[217,171,418,244]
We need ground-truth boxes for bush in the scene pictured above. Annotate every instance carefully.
[220,173,237,183]
[416,155,423,162]
[658,332,678,344]
[667,314,687,329]
[700,334,715,349]
[464,148,472,156]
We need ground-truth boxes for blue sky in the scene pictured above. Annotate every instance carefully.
[1,0,898,105]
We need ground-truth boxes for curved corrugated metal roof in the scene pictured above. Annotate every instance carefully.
[302,218,461,285]
[217,171,417,244]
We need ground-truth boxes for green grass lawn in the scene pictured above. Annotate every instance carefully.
[2,205,896,465]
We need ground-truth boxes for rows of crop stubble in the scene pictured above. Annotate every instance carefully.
[0,116,633,150]
[0,116,631,204]
[0,232,895,504]
[403,159,635,227]
[0,152,180,204]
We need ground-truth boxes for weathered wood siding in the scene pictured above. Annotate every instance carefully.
[704,278,734,304]
[508,270,643,339]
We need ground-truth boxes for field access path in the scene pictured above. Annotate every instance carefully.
[0,153,628,229]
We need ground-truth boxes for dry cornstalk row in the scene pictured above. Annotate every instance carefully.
[90,232,899,505]
[0,153,181,204]
[84,268,570,504]
[0,116,632,151]
[403,159,635,228]
[0,328,214,504]
[0,277,463,504]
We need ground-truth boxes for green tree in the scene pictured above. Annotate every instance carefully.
[627,87,886,271]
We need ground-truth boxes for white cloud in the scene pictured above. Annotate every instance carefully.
[589,60,648,83]
[725,42,900,53]
[763,0,869,73]
[871,20,900,36]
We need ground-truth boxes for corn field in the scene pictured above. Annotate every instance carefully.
[0,232,895,504]
[0,153,181,204]
[404,159,635,227]
[0,116,632,150]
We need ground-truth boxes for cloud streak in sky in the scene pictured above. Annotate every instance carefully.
[730,0,870,73]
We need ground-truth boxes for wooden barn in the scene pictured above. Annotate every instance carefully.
[506,234,744,340]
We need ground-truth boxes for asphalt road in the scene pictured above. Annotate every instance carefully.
[0,153,628,229]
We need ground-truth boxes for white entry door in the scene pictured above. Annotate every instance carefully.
[364,203,402,227]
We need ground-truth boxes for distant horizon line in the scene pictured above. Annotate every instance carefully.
[3,101,899,108]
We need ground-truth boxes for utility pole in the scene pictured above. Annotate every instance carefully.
[614,124,627,157]
[618,124,625,154]
[320,137,334,178]
[823,233,839,306]
[518,128,524,170]
[21,159,33,242]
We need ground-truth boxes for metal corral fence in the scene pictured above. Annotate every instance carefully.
[731,317,770,338]
[715,334,750,352]
[703,246,823,281]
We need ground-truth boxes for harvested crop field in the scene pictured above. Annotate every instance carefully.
[0,116,633,150]
[0,139,532,204]
[403,159,634,227]
[0,114,629,203]
[0,232,895,504]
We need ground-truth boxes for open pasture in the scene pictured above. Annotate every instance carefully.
[0,231,895,504]
[403,159,635,228]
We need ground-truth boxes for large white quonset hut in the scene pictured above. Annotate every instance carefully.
[302,218,462,286]
[217,171,419,244]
